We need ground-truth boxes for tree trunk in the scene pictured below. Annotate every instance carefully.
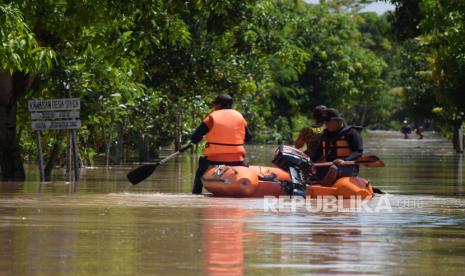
[359,104,368,126]
[286,116,294,144]
[455,123,464,153]
[0,104,25,181]
[138,135,149,162]
[44,133,64,181]
[0,70,31,181]
[114,122,124,165]
[105,112,114,167]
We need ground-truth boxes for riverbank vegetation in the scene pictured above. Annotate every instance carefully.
[1,0,464,179]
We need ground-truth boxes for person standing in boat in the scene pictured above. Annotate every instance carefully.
[190,94,252,194]
[294,105,326,157]
[310,108,363,186]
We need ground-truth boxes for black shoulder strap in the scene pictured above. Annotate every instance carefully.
[341,125,363,134]
[207,142,244,146]
[351,125,363,132]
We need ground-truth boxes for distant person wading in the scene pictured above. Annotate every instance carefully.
[401,120,412,139]
[415,125,424,139]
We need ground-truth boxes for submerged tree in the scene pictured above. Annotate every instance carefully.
[0,4,53,180]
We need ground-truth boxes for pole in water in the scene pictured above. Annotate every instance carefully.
[456,154,463,195]
[71,129,80,181]
[454,112,464,153]
[457,125,463,153]
[175,112,182,151]
[35,130,45,182]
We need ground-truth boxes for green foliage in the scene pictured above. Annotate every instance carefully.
[0,3,54,73]
[389,0,465,131]
[419,0,465,111]
[5,0,446,166]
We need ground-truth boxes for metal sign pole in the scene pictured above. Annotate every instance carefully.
[71,129,80,181]
[35,130,45,182]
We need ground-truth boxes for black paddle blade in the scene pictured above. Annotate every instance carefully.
[127,163,159,185]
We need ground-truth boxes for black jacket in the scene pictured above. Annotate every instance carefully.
[311,126,363,162]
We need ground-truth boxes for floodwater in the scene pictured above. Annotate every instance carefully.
[1,131,464,275]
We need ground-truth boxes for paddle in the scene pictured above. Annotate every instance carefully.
[127,142,193,185]
[313,155,385,168]
[312,155,386,194]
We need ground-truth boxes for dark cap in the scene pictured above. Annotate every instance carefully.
[313,105,327,123]
[213,94,233,108]
[324,108,344,121]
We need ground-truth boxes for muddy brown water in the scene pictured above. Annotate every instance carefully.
[1,131,464,275]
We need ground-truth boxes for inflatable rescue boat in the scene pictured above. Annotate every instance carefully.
[201,145,374,199]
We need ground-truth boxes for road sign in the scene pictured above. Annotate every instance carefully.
[31,120,81,131]
[28,98,80,111]
[28,98,81,130]
[29,98,81,182]
[30,111,80,120]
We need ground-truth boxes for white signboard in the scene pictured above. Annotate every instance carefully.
[31,120,81,131]
[29,98,82,181]
[28,98,80,111]
[30,111,80,120]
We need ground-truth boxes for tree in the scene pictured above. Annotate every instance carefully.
[389,0,465,127]
[0,3,53,180]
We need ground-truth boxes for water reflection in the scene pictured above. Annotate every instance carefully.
[0,181,24,193]
[202,206,248,276]
[174,156,183,192]
[36,180,79,193]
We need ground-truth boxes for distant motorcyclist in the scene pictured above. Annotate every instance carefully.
[401,120,412,139]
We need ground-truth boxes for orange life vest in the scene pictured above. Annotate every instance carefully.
[321,126,357,161]
[204,109,246,158]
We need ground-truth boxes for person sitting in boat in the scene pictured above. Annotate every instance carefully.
[310,108,363,186]
[294,105,326,157]
[190,94,252,194]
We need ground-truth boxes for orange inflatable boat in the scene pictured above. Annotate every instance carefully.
[201,145,375,199]
[202,165,373,199]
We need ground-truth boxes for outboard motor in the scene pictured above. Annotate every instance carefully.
[272,145,313,198]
